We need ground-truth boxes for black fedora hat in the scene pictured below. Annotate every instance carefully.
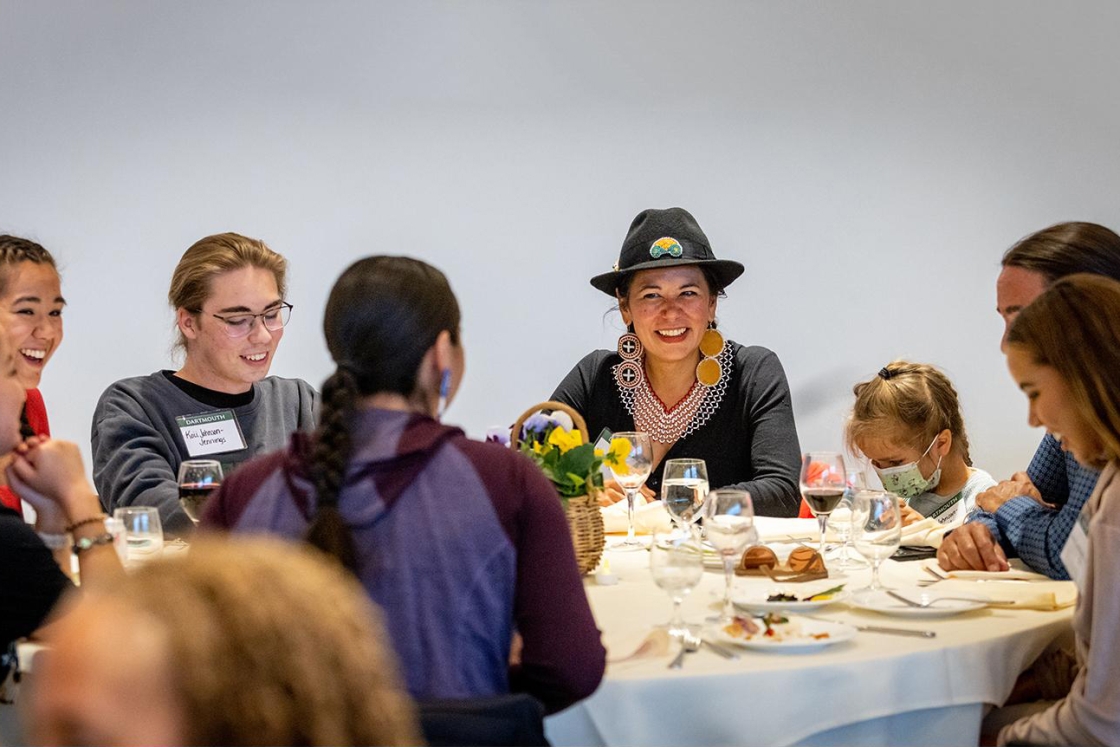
[589,207,745,296]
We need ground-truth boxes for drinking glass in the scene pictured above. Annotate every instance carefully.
[705,489,754,624]
[178,459,224,524]
[661,458,710,533]
[800,452,847,557]
[607,432,654,551]
[649,529,704,638]
[851,489,903,590]
[826,463,870,568]
[113,506,164,567]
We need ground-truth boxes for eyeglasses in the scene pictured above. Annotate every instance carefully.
[195,302,293,339]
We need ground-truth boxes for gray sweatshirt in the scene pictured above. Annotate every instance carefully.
[92,372,318,535]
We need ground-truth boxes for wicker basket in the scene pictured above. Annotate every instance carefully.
[511,400,605,575]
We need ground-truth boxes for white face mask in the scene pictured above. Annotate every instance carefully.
[874,436,943,499]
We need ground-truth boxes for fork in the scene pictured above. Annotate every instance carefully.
[886,590,1014,608]
[668,632,702,669]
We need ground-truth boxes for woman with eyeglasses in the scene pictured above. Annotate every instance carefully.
[91,233,318,536]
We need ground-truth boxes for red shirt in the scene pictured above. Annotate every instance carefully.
[0,389,51,515]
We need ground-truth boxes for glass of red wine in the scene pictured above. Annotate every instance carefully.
[178,459,223,525]
[800,452,847,559]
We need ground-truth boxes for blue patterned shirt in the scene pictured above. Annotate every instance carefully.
[967,434,1099,580]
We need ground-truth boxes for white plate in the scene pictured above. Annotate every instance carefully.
[732,587,850,614]
[716,618,857,653]
[849,589,987,618]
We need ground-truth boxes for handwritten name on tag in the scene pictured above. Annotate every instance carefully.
[176,410,248,457]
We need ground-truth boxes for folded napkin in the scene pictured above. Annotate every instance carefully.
[820,514,952,548]
[919,561,1077,610]
[601,499,673,535]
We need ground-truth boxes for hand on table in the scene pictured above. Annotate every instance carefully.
[937,522,1009,573]
[598,480,656,507]
[976,472,1049,513]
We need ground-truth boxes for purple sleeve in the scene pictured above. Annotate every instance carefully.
[198,450,289,531]
[465,443,606,713]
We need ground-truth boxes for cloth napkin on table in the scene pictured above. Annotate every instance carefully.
[919,561,1078,610]
[601,499,673,535]
[819,515,952,548]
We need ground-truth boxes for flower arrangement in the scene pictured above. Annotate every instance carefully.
[516,410,630,500]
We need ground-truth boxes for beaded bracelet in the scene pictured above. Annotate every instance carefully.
[65,515,108,533]
[72,533,114,555]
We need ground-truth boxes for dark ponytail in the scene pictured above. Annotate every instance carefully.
[305,367,360,572]
[304,256,461,573]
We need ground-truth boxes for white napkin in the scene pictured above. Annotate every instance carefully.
[821,514,952,548]
[919,560,1077,610]
[601,499,673,535]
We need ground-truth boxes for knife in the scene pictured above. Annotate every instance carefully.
[803,615,936,639]
[701,638,741,660]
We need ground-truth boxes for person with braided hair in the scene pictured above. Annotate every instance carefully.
[0,235,65,516]
[845,360,996,527]
[201,256,606,714]
[92,233,318,536]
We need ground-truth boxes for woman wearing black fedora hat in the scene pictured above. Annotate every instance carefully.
[551,207,802,516]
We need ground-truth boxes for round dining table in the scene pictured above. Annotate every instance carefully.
[545,517,1075,747]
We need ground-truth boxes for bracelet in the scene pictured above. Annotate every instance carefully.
[65,515,108,533]
[72,533,114,555]
[37,532,68,550]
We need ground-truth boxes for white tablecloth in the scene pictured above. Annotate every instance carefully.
[545,518,1074,747]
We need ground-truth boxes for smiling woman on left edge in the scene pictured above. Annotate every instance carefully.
[91,233,319,537]
[0,235,65,516]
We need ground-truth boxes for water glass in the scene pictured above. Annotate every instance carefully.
[851,489,902,590]
[113,506,164,567]
[706,489,754,623]
[661,458,710,531]
[649,529,704,638]
[608,432,653,551]
[826,463,870,568]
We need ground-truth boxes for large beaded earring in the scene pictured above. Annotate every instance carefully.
[696,323,725,387]
[615,325,644,390]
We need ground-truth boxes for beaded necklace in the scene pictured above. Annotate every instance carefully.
[614,344,732,444]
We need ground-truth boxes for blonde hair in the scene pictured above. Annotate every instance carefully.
[168,232,287,349]
[90,537,420,746]
[1008,273,1120,466]
[846,360,972,465]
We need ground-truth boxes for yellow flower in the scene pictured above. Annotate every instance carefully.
[604,437,632,475]
[547,427,583,453]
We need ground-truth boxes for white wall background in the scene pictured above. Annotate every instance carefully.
[2,1,1118,481]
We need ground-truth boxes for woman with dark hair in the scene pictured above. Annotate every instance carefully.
[940,222,1120,577]
[201,256,605,714]
[995,273,1120,745]
[552,207,801,515]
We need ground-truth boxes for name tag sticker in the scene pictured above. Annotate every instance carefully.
[176,410,248,457]
[1060,508,1090,588]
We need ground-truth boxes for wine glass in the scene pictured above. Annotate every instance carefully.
[706,489,754,624]
[649,529,704,639]
[851,489,903,591]
[607,432,653,551]
[661,458,710,533]
[178,459,224,525]
[800,452,847,557]
[113,506,164,567]
[826,463,870,568]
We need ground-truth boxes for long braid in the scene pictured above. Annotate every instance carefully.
[305,367,359,573]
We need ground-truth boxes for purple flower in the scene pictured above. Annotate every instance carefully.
[485,426,512,447]
[520,412,555,440]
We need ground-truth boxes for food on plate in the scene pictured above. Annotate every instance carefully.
[765,584,846,604]
[722,612,833,643]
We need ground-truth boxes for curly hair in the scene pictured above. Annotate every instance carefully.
[306,256,460,570]
[1008,274,1120,467]
[846,360,973,466]
[168,232,287,351]
[82,537,421,746]
[0,234,58,296]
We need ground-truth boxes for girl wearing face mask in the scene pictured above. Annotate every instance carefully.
[0,236,65,516]
[845,361,995,526]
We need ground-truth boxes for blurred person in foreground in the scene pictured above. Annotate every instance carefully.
[25,536,420,746]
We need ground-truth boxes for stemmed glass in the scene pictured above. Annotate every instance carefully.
[851,489,903,591]
[706,489,755,624]
[649,529,704,638]
[800,452,847,557]
[826,463,870,568]
[178,459,224,525]
[608,432,653,551]
[661,458,710,534]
